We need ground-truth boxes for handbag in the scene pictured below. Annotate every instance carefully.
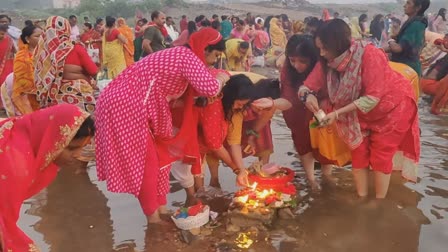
[309,120,352,167]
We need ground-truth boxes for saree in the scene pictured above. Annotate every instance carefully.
[0,36,14,86]
[11,45,39,115]
[269,18,287,49]
[117,18,135,67]
[80,29,102,64]
[102,31,126,79]
[0,104,89,252]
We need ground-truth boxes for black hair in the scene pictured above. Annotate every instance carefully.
[239,41,250,49]
[212,20,221,30]
[84,16,89,20]
[222,74,254,121]
[334,12,340,17]
[74,116,95,139]
[280,14,289,22]
[166,16,173,21]
[151,11,162,21]
[195,15,205,23]
[284,34,319,88]
[315,19,351,64]
[84,22,93,30]
[437,8,446,21]
[20,25,38,44]
[413,0,430,16]
[187,21,197,35]
[212,14,218,19]
[257,19,262,24]
[205,39,226,52]
[96,18,103,25]
[105,16,116,28]
[141,18,148,24]
[182,15,187,19]
[24,20,33,27]
[391,17,401,26]
[0,15,10,23]
[69,15,77,20]
[264,15,273,30]
[369,14,385,41]
[222,15,228,21]
[237,19,245,26]
[201,19,211,27]
[305,17,321,35]
[359,14,368,32]
[251,79,281,100]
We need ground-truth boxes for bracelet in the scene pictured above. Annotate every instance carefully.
[246,129,259,138]
[335,110,339,120]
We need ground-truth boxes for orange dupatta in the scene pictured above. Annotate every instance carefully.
[117,18,135,67]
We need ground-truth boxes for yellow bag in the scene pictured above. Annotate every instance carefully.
[309,121,352,167]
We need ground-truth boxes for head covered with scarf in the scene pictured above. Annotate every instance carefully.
[188,27,223,64]
[33,16,74,108]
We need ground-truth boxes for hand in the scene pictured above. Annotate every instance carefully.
[244,135,257,156]
[305,94,319,113]
[252,98,274,110]
[236,169,250,187]
[207,96,219,104]
[320,111,337,126]
[216,72,230,86]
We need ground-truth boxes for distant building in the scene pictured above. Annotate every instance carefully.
[52,0,81,8]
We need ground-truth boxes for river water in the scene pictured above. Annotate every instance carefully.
[18,86,448,252]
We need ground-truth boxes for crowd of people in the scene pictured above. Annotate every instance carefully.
[0,0,447,250]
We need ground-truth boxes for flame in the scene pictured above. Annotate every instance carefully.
[235,232,254,249]
[238,195,249,203]
[250,182,258,191]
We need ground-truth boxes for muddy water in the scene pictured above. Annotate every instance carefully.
[18,100,448,251]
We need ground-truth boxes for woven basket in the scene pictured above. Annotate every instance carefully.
[171,205,210,230]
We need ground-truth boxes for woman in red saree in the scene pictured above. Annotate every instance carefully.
[80,22,102,64]
[300,20,420,199]
[95,28,229,223]
[0,104,95,252]
[0,25,14,90]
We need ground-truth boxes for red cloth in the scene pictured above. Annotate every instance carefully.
[95,32,222,214]
[0,104,89,251]
[65,44,99,75]
[105,28,120,42]
[304,45,420,181]
[421,77,448,115]
[180,18,188,33]
[80,29,102,60]
[0,36,14,85]
[188,28,222,64]
[322,9,331,21]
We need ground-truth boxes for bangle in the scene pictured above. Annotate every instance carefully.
[246,129,259,138]
[335,110,339,120]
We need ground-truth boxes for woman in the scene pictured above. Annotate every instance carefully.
[430,8,447,34]
[230,20,247,40]
[269,17,287,49]
[421,52,448,114]
[292,20,305,35]
[281,35,339,191]
[9,25,42,116]
[95,18,105,35]
[0,24,14,88]
[280,14,292,38]
[370,14,387,46]
[172,21,196,47]
[117,18,135,67]
[34,16,98,114]
[359,14,369,37]
[0,104,95,252]
[102,16,127,79]
[387,0,430,77]
[80,22,102,61]
[300,20,420,199]
[95,28,229,223]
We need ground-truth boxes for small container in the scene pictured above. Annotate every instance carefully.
[314,109,326,123]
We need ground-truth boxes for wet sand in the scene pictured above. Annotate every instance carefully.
[17,68,448,251]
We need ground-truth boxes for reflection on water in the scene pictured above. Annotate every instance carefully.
[18,103,448,251]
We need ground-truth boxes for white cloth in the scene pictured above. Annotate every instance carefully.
[170,161,194,189]
[70,25,80,41]
[164,24,179,41]
[7,26,21,50]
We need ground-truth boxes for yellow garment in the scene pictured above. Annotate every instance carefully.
[12,45,39,115]
[292,20,305,34]
[103,33,127,79]
[117,18,135,67]
[389,62,420,99]
[310,121,352,167]
[225,39,252,71]
[350,17,362,40]
[269,18,287,48]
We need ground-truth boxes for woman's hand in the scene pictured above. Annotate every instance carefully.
[320,111,337,126]
[305,94,319,113]
[252,98,274,110]
[216,72,230,87]
[237,169,250,187]
[244,135,257,156]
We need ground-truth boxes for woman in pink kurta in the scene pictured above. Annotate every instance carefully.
[95,28,228,223]
[299,20,420,199]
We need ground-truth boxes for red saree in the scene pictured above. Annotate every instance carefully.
[0,104,89,251]
[0,35,14,85]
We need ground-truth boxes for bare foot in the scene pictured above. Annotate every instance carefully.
[322,175,339,188]
[146,212,162,224]
[309,180,321,192]
[158,205,173,216]
[209,179,221,189]
[185,196,198,207]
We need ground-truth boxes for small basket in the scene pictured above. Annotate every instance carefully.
[171,205,210,230]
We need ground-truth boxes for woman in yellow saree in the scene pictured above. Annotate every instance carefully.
[117,18,135,67]
[266,18,287,68]
[103,16,127,79]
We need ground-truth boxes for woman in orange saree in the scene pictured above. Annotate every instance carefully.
[117,18,135,67]
[0,104,95,252]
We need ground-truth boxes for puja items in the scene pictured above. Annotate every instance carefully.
[172,201,210,230]
[310,109,327,128]
[228,163,297,228]
[434,38,448,49]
